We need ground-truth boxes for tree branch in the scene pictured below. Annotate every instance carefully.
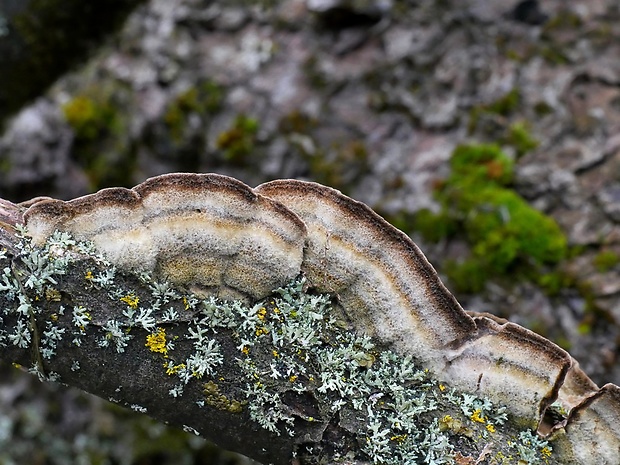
[0,174,618,465]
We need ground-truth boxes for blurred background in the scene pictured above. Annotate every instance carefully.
[1,0,620,463]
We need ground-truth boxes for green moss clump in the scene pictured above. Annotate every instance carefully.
[63,95,119,141]
[449,143,514,185]
[505,121,539,158]
[536,270,574,296]
[534,101,554,117]
[415,143,568,293]
[486,88,521,116]
[593,250,620,272]
[306,139,370,191]
[164,80,224,142]
[278,110,318,134]
[444,259,488,294]
[412,209,456,243]
[216,114,259,163]
[62,91,137,190]
[468,89,521,134]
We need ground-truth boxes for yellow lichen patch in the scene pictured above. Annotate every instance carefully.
[471,409,486,423]
[165,362,186,376]
[203,381,245,414]
[241,345,250,355]
[85,270,94,280]
[486,423,496,433]
[257,307,267,320]
[45,287,61,302]
[439,414,473,437]
[146,327,168,356]
[120,293,139,309]
[390,434,407,444]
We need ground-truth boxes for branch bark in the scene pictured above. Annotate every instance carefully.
[0,176,617,465]
[0,197,551,465]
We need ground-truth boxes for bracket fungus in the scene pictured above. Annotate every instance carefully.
[7,173,620,463]
[24,174,306,301]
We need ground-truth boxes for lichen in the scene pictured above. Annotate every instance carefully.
[203,381,245,414]
[145,327,168,356]
[0,228,555,464]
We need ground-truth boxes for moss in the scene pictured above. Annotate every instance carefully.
[486,89,521,117]
[468,89,521,134]
[306,139,370,191]
[0,157,11,174]
[444,259,489,295]
[593,250,620,272]
[536,270,574,296]
[414,143,568,292]
[164,80,224,142]
[504,121,539,158]
[542,10,583,34]
[534,101,554,117]
[278,110,318,134]
[216,114,259,163]
[61,89,137,190]
[63,95,119,141]
[449,143,514,185]
[539,46,570,65]
[412,209,456,243]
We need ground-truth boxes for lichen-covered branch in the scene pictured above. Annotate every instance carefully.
[0,198,552,465]
[0,174,619,464]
